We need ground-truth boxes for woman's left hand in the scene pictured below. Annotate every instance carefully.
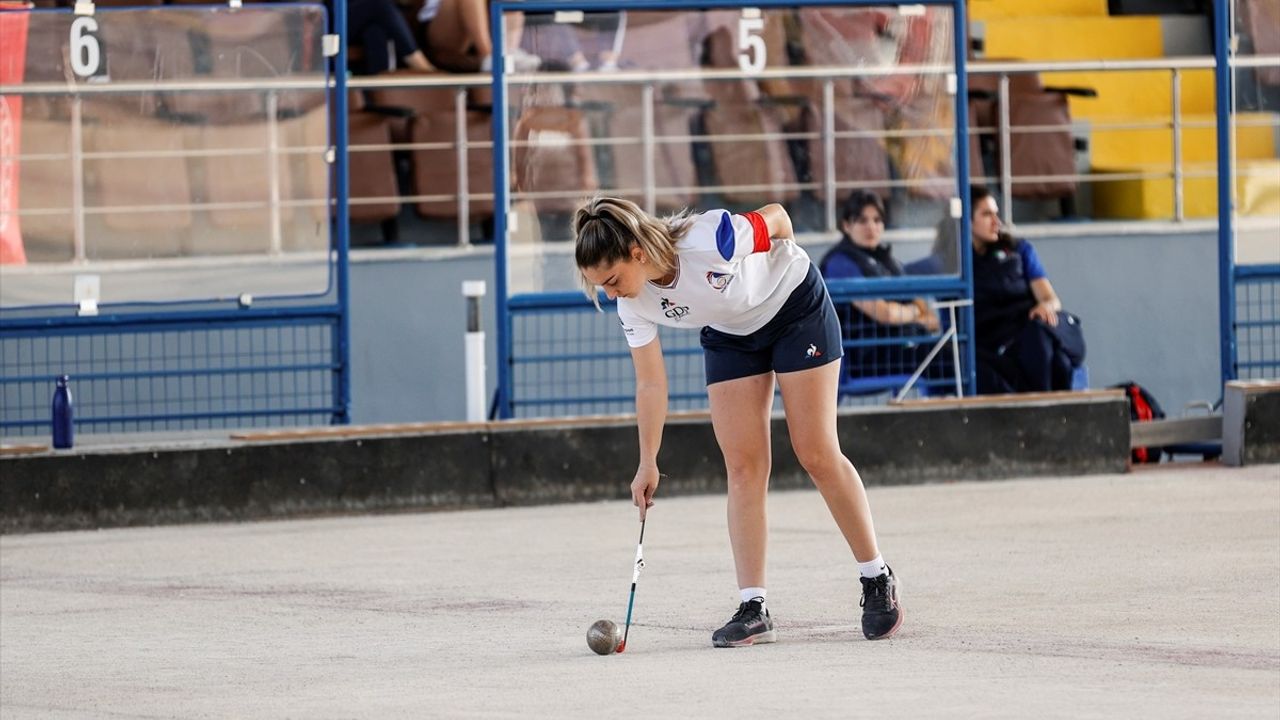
[1029,302,1059,326]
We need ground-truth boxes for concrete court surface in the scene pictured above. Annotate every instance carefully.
[1,464,1278,719]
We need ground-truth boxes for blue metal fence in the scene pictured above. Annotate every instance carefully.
[506,276,971,418]
[1,313,342,435]
[1233,264,1280,380]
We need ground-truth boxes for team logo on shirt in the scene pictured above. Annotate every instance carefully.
[661,297,690,321]
[705,271,734,292]
[806,343,823,358]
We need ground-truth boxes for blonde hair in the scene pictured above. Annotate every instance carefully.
[573,197,694,307]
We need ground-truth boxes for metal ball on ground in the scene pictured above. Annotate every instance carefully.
[586,619,621,655]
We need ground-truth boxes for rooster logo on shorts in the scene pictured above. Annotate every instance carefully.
[806,343,822,358]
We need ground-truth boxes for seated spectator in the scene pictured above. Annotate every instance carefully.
[418,0,540,73]
[970,185,1084,394]
[818,191,946,382]
[903,215,958,276]
[345,0,435,75]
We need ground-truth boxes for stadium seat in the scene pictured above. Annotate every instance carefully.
[86,121,190,255]
[796,7,955,199]
[163,11,299,124]
[575,83,700,212]
[300,97,401,234]
[968,68,1097,209]
[574,12,706,209]
[400,88,496,221]
[196,121,294,249]
[701,23,799,205]
[14,118,75,261]
[1242,0,1279,87]
[512,105,599,216]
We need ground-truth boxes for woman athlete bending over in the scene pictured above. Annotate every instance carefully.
[573,197,903,645]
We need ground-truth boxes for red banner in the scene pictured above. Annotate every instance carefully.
[0,2,31,265]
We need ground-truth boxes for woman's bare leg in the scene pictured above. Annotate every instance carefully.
[707,372,775,590]
[776,360,880,561]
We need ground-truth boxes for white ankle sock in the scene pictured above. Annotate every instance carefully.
[858,555,888,579]
[740,587,766,605]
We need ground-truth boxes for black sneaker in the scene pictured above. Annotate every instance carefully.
[860,568,903,640]
[711,598,776,648]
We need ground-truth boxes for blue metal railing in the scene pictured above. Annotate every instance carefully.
[505,274,971,418]
[1233,264,1280,380]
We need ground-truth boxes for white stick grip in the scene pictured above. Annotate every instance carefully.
[632,545,645,582]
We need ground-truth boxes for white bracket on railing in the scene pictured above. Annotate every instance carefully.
[946,72,957,95]
[73,1,94,16]
[323,34,340,58]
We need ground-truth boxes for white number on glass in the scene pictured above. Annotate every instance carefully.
[737,16,766,74]
[70,17,101,77]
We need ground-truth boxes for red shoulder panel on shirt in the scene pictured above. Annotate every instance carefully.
[739,211,771,254]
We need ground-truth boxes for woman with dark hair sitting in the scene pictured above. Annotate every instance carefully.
[969,185,1084,394]
[818,190,945,383]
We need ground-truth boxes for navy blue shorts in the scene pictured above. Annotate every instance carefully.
[700,264,844,385]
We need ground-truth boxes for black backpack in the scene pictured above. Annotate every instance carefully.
[1113,382,1165,463]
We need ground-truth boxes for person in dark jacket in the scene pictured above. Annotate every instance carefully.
[818,190,944,381]
[969,185,1084,394]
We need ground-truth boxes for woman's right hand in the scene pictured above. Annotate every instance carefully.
[631,465,660,520]
[914,299,942,333]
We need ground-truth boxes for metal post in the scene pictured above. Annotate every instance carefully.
[491,1,513,419]
[823,78,836,232]
[462,280,487,422]
[267,91,283,255]
[642,82,656,214]
[1171,69,1184,221]
[333,0,352,424]
[70,96,86,262]
[954,0,977,395]
[1213,0,1236,384]
[455,86,471,247]
[997,72,1013,223]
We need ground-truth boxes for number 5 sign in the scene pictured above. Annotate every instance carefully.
[737,11,766,74]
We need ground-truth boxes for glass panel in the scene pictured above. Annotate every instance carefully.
[502,4,960,296]
[0,4,332,306]
[1230,0,1280,381]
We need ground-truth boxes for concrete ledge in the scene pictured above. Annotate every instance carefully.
[0,391,1130,533]
[1223,380,1280,466]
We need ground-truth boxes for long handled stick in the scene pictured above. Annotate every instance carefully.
[615,518,646,653]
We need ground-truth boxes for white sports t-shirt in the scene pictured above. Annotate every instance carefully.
[616,210,811,348]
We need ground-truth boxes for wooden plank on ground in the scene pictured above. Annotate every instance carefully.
[0,444,49,457]
[1130,416,1222,448]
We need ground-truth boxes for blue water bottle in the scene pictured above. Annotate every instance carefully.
[51,375,73,449]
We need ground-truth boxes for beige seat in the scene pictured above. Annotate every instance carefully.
[701,23,798,205]
[14,118,76,261]
[575,83,699,212]
[299,99,401,229]
[196,121,292,252]
[163,11,296,124]
[512,105,599,215]
[85,120,190,257]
